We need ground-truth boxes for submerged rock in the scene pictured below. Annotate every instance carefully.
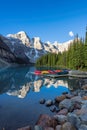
[55,95,66,103]
[45,100,53,107]
[50,105,56,112]
[17,125,31,130]
[39,99,45,104]
[65,94,74,99]
[62,92,68,95]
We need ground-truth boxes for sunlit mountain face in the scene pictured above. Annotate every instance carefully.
[0,32,73,66]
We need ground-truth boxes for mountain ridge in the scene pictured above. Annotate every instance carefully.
[0,31,73,65]
[7,31,74,56]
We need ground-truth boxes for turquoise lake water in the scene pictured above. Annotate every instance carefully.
[0,66,80,130]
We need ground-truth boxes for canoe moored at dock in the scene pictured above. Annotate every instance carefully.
[41,70,49,74]
[34,70,41,75]
[56,70,69,75]
[48,70,56,74]
[54,69,62,73]
[34,69,69,75]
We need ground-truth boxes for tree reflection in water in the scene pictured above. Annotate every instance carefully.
[0,66,80,98]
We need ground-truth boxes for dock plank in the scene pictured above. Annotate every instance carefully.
[44,74,87,78]
[69,74,87,78]
[29,72,87,78]
[45,74,69,78]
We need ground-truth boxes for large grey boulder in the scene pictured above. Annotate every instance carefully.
[54,115,67,124]
[36,114,57,128]
[71,96,82,103]
[79,124,87,130]
[67,113,81,129]
[56,108,68,115]
[55,125,62,130]
[59,99,72,110]
[62,122,76,130]
[34,125,43,130]
[79,114,87,124]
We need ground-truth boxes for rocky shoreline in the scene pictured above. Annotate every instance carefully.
[17,78,87,130]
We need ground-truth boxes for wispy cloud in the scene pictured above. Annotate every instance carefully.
[69,31,74,37]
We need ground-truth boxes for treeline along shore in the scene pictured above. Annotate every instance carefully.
[36,27,87,70]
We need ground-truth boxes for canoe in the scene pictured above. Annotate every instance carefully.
[34,69,69,75]
[41,70,49,74]
[34,70,41,75]
[55,70,62,73]
[48,70,56,74]
[56,70,69,75]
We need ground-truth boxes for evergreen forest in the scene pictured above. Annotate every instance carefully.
[36,28,87,70]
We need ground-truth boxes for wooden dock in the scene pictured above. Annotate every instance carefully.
[69,74,87,78]
[44,74,87,78]
[45,74,69,78]
[29,72,87,78]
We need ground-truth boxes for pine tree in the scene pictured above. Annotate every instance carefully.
[84,27,87,67]
[85,26,87,44]
[35,27,87,70]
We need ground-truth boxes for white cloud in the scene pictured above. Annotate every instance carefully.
[69,31,74,37]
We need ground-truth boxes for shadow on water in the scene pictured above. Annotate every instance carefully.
[0,65,35,95]
[0,65,80,130]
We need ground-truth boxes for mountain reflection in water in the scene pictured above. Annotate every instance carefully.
[0,66,80,98]
[0,66,81,130]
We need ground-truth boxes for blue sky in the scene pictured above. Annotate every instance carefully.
[0,0,87,42]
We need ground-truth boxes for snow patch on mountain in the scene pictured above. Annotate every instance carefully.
[31,37,44,50]
[7,31,30,46]
[5,31,73,63]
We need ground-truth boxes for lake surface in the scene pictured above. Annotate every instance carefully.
[0,66,80,130]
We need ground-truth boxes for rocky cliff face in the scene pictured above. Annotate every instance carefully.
[7,32,46,63]
[44,41,59,53]
[0,35,16,64]
[0,31,73,65]
[7,31,30,46]
[0,35,32,64]
[7,31,73,53]
[31,37,44,50]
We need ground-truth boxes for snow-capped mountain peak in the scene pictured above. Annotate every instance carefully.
[7,31,30,46]
[46,41,51,44]
[31,37,44,50]
[17,31,26,34]
[0,31,74,64]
